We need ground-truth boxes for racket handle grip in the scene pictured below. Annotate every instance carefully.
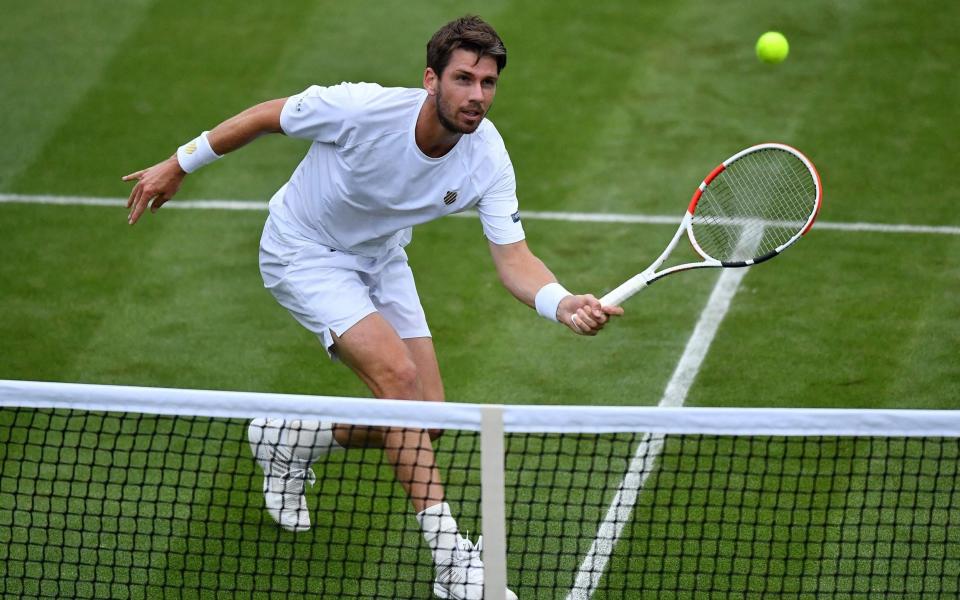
[599,272,651,307]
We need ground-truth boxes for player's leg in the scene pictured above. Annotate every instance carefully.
[246,317,442,530]
[335,325,505,599]
[249,226,372,531]
[338,251,507,598]
[329,313,446,513]
[404,336,445,440]
[403,337,444,400]
[360,258,514,599]
[311,338,444,462]
[254,229,512,598]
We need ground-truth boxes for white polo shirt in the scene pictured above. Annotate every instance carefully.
[268,82,526,257]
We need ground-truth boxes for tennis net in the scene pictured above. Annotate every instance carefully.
[1,379,958,599]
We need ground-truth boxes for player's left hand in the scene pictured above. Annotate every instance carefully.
[122,155,186,225]
[557,294,623,336]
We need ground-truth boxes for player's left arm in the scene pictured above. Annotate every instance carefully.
[487,240,623,336]
[122,98,286,225]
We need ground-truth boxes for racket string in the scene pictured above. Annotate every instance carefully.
[728,157,794,253]
[692,148,816,262]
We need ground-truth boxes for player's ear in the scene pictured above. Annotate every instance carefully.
[423,67,439,96]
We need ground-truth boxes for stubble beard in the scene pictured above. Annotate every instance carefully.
[435,87,481,135]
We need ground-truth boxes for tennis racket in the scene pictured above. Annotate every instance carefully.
[600,142,822,307]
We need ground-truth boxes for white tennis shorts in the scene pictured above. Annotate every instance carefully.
[259,217,431,358]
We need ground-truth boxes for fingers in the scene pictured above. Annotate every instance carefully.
[123,159,185,224]
[582,293,625,319]
[124,168,145,211]
[128,184,159,224]
[130,191,167,224]
[125,169,146,209]
[574,306,601,331]
[128,193,150,225]
[127,181,145,221]
[592,293,625,317]
[150,194,168,213]
[602,304,625,316]
[566,303,601,336]
[582,294,605,322]
[569,313,584,334]
[563,293,623,336]
[126,180,139,209]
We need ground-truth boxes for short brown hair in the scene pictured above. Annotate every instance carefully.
[427,15,507,76]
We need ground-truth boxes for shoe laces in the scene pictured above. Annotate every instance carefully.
[435,534,485,593]
[452,534,484,569]
[270,446,317,497]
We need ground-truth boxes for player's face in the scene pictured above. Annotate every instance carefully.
[433,49,499,134]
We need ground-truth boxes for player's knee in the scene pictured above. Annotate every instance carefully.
[376,359,420,398]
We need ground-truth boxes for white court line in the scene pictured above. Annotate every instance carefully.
[565,226,764,600]
[1,193,959,236]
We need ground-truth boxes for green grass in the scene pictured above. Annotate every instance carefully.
[603,436,960,599]
[2,414,957,599]
[1,0,959,597]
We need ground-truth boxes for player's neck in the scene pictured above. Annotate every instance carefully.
[415,99,462,158]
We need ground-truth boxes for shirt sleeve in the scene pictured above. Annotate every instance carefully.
[477,158,526,245]
[280,83,368,144]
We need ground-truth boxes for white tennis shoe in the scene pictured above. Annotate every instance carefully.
[248,419,316,532]
[433,535,518,600]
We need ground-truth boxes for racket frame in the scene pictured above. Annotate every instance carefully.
[599,143,821,307]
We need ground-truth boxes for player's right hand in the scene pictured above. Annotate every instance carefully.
[122,156,186,225]
[559,294,623,336]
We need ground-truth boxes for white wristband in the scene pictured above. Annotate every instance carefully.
[535,282,572,322]
[176,131,221,173]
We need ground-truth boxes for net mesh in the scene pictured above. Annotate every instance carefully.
[692,147,818,263]
[1,383,958,599]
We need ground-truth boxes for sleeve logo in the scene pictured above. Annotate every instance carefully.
[443,190,458,205]
[511,210,521,223]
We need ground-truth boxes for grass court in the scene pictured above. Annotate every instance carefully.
[1,1,958,597]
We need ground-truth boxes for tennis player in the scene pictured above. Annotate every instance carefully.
[123,15,622,600]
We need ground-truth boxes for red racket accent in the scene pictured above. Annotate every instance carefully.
[687,164,726,213]
[687,189,703,214]
[702,163,727,185]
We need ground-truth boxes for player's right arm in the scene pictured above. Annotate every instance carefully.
[122,98,286,225]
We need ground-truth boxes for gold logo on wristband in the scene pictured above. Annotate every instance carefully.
[184,141,198,155]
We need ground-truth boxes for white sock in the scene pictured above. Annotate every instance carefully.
[416,501,461,565]
[282,420,344,463]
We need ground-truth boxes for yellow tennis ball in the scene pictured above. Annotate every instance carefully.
[756,31,789,64]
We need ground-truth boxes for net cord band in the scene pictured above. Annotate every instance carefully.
[1,379,959,437]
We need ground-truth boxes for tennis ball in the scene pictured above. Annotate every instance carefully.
[756,31,789,64]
